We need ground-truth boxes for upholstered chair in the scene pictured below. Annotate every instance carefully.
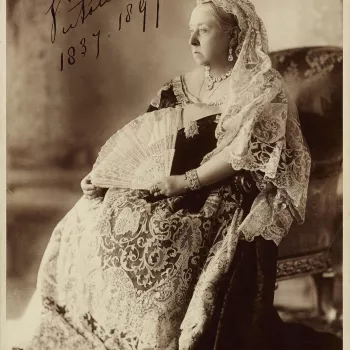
[271,47,343,319]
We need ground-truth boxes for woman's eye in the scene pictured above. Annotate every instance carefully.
[199,28,207,34]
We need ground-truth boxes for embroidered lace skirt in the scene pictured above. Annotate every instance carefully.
[24,180,251,349]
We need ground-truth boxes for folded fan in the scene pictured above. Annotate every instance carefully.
[90,106,182,189]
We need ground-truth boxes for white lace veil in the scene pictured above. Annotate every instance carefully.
[198,0,311,243]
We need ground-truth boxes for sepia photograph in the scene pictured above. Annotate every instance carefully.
[4,0,345,349]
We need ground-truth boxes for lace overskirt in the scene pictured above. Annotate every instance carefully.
[25,184,245,350]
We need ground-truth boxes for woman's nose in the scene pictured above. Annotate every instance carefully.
[189,31,199,46]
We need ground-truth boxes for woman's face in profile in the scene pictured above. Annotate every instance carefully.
[189,4,233,67]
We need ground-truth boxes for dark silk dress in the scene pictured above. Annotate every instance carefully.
[147,84,342,350]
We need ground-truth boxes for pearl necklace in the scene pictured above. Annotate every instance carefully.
[204,66,233,90]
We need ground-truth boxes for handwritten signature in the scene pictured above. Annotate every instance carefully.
[47,0,113,43]
[47,0,159,44]
[48,0,161,71]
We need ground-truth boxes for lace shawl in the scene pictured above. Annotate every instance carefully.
[176,2,311,347]
[195,0,311,245]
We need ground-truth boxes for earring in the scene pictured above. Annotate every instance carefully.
[228,47,234,62]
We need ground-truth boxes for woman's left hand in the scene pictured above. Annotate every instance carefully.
[149,175,187,198]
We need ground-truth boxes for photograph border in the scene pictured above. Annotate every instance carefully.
[0,0,349,349]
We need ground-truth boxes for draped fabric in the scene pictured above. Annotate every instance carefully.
[18,76,341,350]
[148,82,340,350]
[146,79,301,348]
[191,0,311,247]
[22,108,258,350]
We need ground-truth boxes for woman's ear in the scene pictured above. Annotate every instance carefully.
[229,27,239,47]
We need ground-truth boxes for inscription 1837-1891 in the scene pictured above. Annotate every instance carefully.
[46,0,161,71]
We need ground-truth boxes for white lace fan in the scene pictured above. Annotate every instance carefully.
[90,106,182,189]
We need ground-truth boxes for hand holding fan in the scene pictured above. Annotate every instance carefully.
[90,106,182,189]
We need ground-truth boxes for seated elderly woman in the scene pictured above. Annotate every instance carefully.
[18,1,341,350]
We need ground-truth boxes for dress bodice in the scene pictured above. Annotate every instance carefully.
[146,77,259,213]
[171,115,218,176]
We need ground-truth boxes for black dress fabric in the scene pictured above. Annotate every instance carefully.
[147,86,342,350]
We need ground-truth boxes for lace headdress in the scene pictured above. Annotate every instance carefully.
[197,0,311,243]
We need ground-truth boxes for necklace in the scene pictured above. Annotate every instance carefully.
[207,80,229,106]
[207,79,227,99]
[182,73,228,106]
[205,66,233,90]
[198,75,229,106]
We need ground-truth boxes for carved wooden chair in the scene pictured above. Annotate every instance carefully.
[271,46,343,319]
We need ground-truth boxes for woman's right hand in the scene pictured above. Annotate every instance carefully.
[81,173,104,199]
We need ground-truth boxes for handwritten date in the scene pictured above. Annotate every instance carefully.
[60,31,100,71]
[48,0,161,71]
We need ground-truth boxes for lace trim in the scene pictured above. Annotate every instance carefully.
[150,82,172,108]
[198,0,269,56]
[171,76,191,106]
[238,190,294,246]
[184,120,200,138]
[181,75,203,104]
